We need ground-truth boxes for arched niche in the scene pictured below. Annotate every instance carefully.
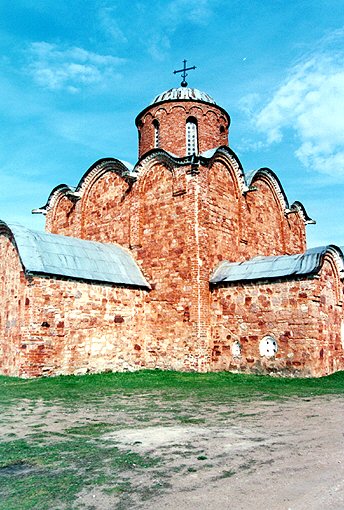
[138,162,174,241]
[244,173,286,256]
[285,210,307,253]
[206,159,242,265]
[80,168,131,245]
[49,192,79,236]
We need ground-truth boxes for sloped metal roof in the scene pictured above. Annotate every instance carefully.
[4,222,150,288]
[210,246,339,285]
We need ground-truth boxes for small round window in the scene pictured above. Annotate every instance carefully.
[231,341,241,358]
[259,336,278,358]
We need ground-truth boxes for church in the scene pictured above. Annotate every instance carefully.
[1,66,344,378]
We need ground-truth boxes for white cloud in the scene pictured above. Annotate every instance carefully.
[98,6,128,43]
[254,33,344,177]
[144,0,213,60]
[96,0,216,61]
[165,0,213,25]
[27,42,125,92]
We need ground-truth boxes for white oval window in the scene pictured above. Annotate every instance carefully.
[259,336,278,358]
[231,341,241,358]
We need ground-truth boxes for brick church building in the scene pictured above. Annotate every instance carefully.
[1,77,344,378]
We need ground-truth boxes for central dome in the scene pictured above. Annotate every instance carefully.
[152,87,216,105]
[136,85,229,159]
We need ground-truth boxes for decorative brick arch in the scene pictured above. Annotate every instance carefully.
[45,185,76,234]
[135,151,176,184]
[38,158,134,235]
[323,247,344,306]
[283,201,314,254]
[248,168,289,212]
[244,168,289,255]
[79,159,133,243]
[136,159,175,246]
[77,159,132,196]
[205,156,243,265]
[0,221,19,253]
[130,150,190,248]
[207,150,244,197]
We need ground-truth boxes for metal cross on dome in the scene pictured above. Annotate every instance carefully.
[173,60,196,87]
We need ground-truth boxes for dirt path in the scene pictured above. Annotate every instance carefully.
[102,397,344,510]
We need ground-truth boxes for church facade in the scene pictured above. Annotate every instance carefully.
[1,84,344,378]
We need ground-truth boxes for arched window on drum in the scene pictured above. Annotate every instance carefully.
[186,117,198,156]
[153,119,160,148]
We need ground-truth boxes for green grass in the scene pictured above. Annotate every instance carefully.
[1,369,344,404]
[0,436,159,510]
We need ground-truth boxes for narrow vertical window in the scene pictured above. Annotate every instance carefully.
[186,117,198,156]
[153,119,160,148]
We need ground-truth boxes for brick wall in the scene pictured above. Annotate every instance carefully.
[0,234,25,376]
[39,150,312,377]
[137,101,229,159]
[210,255,344,377]
[20,276,149,378]
[46,160,132,246]
[133,162,210,371]
[2,92,339,378]
[80,171,131,245]
[48,193,81,237]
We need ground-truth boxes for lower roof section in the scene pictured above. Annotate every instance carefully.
[1,221,150,289]
[210,246,344,285]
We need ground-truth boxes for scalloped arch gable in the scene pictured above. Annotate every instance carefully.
[289,200,315,225]
[137,160,174,197]
[38,158,133,215]
[247,167,289,213]
[42,159,134,234]
[76,158,133,195]
[134,150,177,182]
[207,150,245,197]
[323,246,344,305]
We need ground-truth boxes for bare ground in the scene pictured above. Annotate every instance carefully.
[103,397,344,510]
[2,395,344,509]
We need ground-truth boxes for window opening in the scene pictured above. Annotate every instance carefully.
[259,336,278,358]
[186,118,198,156]
[231,341,241,358]
[153,120,160,148]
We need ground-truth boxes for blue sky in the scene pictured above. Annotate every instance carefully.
[1,0,344,247]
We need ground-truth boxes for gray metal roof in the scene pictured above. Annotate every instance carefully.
[4,222,150,288]
[210,246,340,285]
[152,87,216,105]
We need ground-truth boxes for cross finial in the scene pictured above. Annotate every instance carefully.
[173,60,196,87]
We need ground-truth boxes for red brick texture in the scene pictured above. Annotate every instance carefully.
[210,254,344,377]
[0,233,25,376]
[1,94,343,377]
[136,100,229,159]
[15,277,147,378]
